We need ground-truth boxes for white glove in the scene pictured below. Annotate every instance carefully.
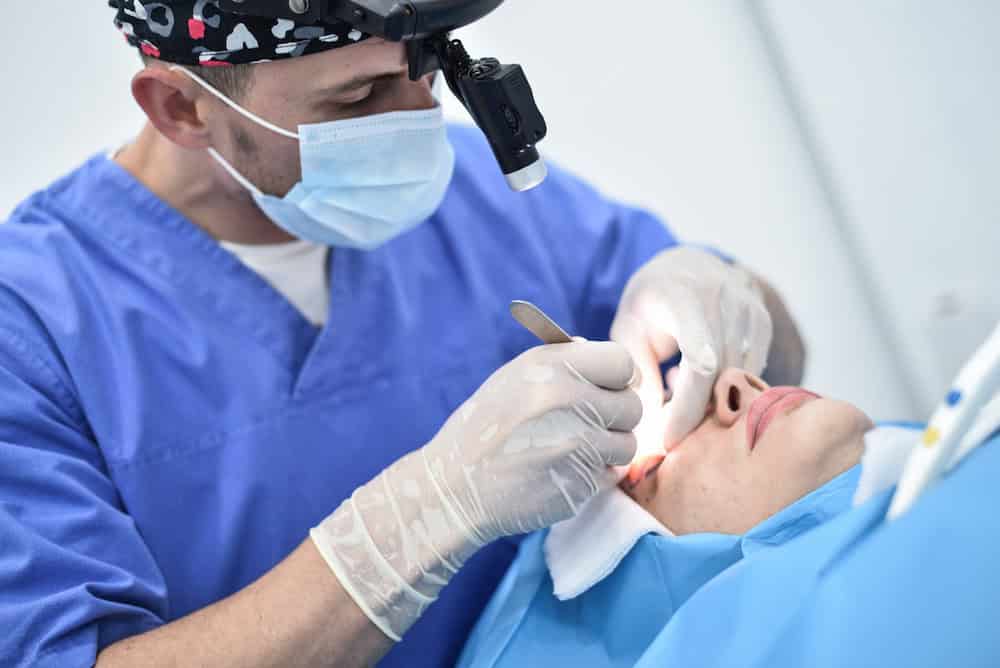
[310,341,641,640]
[611,247,772,459]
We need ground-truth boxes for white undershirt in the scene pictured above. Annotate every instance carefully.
[221,239,331,326]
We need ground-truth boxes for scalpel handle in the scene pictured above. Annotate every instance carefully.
[509,301,574,345]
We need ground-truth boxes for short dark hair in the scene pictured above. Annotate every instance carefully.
[142,55,256,102]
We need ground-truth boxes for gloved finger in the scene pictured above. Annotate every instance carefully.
[592,429,638,467]
[610,313,668,402]
[662,363,716,447]
[632,396,668,460]
[666,288,720,377]
[742,301,773,376]
[559,340,638,391]
[720,295,751,371]
[613,294,682,362]
[572,385,643,432]
[568,336,643,387]
[664,366,680,399]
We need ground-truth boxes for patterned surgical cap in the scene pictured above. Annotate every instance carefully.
[110,0,371,67]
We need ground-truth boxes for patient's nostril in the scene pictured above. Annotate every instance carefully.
[745,374,766,391]
[728,386,740,412]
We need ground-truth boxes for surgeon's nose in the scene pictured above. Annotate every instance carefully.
[712,368,769,427]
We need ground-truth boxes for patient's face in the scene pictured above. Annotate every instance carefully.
[624,369,872,535]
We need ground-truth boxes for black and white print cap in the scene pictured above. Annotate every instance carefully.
[110,0,371,67]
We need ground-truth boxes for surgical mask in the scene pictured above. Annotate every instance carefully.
[173,66,456,250]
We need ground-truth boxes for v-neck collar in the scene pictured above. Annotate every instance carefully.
[291,244,389,399]
[64,154,323,382]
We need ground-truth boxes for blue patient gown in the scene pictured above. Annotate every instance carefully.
[0,126,678,667]
[458,467,861,668]
[636,428,1000,667]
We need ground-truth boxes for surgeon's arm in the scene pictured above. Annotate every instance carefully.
[100,341,641,667]
[97,540,393,668]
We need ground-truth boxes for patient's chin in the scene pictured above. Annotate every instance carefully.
[798,399,871,472]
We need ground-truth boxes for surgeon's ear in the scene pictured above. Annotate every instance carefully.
[131,65,214,150]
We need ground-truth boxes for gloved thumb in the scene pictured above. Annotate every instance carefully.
[662,361,716,447]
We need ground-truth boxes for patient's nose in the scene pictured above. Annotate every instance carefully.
[712,368,769,427]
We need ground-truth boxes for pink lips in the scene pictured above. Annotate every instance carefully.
[746,387,820,451]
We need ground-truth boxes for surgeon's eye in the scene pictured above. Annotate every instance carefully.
[336,88,374,109]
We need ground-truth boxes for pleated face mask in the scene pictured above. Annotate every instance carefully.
[175,66,456,250]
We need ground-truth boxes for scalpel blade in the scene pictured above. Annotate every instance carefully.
[510,300,573,345]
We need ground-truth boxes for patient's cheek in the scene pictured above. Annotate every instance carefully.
[627,449,695,509]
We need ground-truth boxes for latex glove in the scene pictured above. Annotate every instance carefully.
[310,341,641,641]
[611,247,772,463]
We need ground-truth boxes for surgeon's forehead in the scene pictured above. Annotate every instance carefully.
[252,38,407,96]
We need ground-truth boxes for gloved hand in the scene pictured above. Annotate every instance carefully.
[611,247,772,464]
[310,341,641,641]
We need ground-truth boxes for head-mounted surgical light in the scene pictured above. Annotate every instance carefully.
[219,0,549,191]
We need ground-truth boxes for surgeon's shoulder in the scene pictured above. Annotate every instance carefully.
[0,159,107,350]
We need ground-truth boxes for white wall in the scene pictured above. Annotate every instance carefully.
[0,8,146,210]
[759,0,1000,414]
[4,2,995,421]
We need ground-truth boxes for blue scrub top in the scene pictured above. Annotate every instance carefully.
[458,467,861,668]
[0,125,677,668]
[636,428,1000,667]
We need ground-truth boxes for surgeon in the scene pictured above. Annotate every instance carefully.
[0,3,805,668]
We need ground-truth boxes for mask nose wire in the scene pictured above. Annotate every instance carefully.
[169,65,300,141]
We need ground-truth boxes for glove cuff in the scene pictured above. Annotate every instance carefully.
[310,497,433,641]
[310,449,482,641]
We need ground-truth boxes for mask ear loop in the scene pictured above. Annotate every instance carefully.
[168,65,296,197]
[169,65,300,141]
[206,147,263,197]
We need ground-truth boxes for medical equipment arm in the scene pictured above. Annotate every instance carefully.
[310,341,642,640]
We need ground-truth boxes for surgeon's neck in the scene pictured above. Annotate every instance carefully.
[116,123,295,245]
